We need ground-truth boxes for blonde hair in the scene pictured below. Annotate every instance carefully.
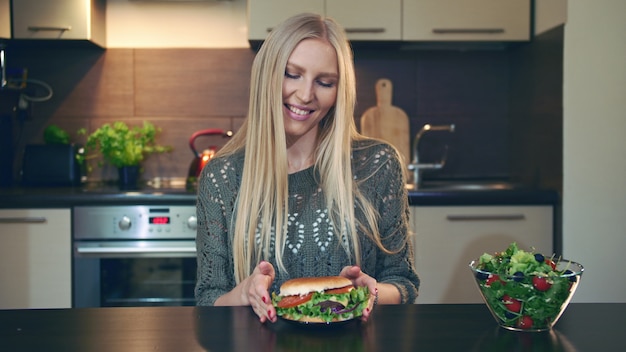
[217,13,395,283]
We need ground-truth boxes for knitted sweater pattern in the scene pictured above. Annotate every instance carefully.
[195,140,420,305]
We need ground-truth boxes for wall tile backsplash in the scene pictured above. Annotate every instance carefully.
[4,29,562,189]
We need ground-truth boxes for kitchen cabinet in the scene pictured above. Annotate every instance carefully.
[0,0,9,39]
[0,208,72,309]
[410,205,553,304]
[403,0,531,42]
[248,0,401,42]
[11,0,106,47]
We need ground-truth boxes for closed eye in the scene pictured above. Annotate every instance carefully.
[285,71,299,80]
[317,79,335,88]
[285,70,336,88]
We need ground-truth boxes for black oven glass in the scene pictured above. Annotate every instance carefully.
[99,257,196,307]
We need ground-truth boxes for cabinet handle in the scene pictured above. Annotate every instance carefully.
[446,214,525,221]
[75,246,196,258]
[345,28,386,34]
[0,217,47,224]
[28,26,72,32]
[432,28,505,34]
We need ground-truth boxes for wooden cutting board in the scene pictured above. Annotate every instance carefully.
[360,78,411,164]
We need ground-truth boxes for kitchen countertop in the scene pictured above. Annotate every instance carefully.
[0,182,559,208]
[1,304,623,351]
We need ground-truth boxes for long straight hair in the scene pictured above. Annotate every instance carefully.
[217,13,395,283]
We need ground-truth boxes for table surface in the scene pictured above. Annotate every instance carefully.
[1,303,624,352]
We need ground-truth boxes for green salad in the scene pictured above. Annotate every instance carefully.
[472,243,580,330]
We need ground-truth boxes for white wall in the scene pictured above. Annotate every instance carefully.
[106,0,249,48]
[563,0,626,302]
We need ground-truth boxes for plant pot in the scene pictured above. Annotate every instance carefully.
[118,165,141,190]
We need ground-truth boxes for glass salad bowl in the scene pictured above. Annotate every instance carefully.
[469,243,584,332]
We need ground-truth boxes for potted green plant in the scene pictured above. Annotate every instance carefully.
[78,121,172,187]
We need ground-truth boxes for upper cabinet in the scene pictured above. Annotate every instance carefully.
[11,0,106,47]
[327,0,402,41]
[248,0,402,42]
[248,0,324,41]
[403,0,531,42]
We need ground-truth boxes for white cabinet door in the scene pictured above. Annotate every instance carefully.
[247,0,402,41]
[403,0,531,41]
[411,205,553,304]
[12,0,105,46]
[248,0,324,41]
[0,209,72,309]
[327,0,402,41]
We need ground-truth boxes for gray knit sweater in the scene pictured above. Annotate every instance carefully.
[195,139,420,305]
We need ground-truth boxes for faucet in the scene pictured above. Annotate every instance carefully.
[1,43,7,89]
[407,124,456,188]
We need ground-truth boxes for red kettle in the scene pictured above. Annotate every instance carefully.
[187,129,232,180]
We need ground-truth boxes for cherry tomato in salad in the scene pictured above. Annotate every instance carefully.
[517,315,534,329]
[486,274,505,287]
[502,295,522,313]
[545,258,557,270]
[532,276,552,291]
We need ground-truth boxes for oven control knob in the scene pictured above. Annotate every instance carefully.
[118,216,132,230]
[187,216,197,230]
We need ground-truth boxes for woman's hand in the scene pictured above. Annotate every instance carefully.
[246,261,277,323]
[340,265,378,322]
[216,261,277,323]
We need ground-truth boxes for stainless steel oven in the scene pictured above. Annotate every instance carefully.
[73,205,197,308]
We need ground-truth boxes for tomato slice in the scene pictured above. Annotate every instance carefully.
[325,286,353,295]
[276,293,313,309]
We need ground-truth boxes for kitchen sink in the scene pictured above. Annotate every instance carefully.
[405,181,520,191]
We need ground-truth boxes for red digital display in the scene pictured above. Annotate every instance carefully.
[149,216,170,225]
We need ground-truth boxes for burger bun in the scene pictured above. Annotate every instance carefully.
[279,276,352,297]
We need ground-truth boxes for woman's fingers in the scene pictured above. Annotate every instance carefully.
[249,261,277,323]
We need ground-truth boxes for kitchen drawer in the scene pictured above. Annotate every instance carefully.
[0,208,72,309]
[410,205,553,304]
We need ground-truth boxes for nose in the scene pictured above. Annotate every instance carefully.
[295,80,314,103]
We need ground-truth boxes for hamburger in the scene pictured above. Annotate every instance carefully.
[271,276,370,323]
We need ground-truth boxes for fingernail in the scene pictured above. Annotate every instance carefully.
[375,287,379,294]
[262,296,267,303]
[268,310,273,318]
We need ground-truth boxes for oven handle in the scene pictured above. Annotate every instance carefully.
[75,245,196,258]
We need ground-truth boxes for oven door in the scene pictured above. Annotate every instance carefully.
[73,240,196,308]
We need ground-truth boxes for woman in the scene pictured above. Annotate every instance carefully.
[195,13,419,323]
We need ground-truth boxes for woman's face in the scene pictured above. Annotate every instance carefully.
[282,38,338,145]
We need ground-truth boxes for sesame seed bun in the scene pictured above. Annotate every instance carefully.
[279,276,353,297]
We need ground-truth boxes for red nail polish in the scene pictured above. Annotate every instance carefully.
[262,296,266,303]
[268,310,272,318]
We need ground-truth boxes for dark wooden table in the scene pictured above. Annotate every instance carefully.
[1,304,624,351]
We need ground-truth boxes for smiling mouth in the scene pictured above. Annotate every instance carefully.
[286,104,314,116]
